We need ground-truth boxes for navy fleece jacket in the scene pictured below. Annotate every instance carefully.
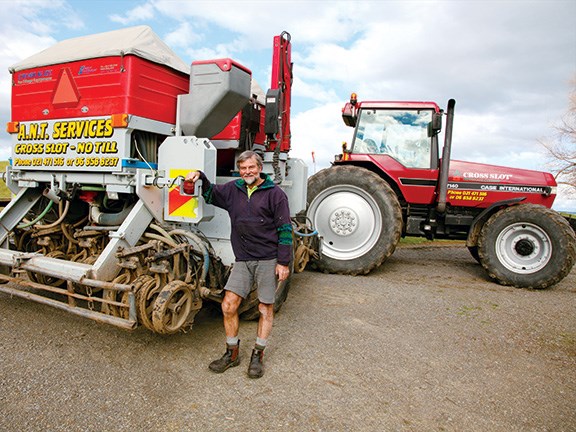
[198,171,293,265]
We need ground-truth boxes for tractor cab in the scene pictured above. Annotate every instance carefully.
[339,96,444,206]
[342,95,442,170]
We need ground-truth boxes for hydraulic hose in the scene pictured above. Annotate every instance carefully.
[17,200,54,229]
[293,228,318,237]
[36,199,70,229]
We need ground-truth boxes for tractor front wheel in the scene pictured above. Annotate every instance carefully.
[478,204,576,289]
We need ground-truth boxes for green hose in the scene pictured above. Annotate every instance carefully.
[17,200,54,229]
[80,186,106,191]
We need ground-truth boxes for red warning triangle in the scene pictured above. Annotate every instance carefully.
[168,187,192,214]
[52,68,80,107]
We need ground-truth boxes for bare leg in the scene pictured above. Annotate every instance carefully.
[247,302,273,379]
[208,291,244,373]
[257,302,274,341]
[222,290,242,338]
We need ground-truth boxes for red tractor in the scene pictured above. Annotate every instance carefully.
[307,95,576,289]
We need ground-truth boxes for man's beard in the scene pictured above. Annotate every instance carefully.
[244,175,257,185]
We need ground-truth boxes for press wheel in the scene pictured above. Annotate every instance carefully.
[136,276,163,331]
[152,280,198,334]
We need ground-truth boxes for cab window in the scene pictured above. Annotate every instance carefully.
[352,109,433,169]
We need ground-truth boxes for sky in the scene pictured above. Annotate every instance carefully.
[1,0,575,210]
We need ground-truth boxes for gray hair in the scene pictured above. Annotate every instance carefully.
[236,150,263,169]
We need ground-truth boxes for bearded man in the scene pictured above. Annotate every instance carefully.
[184,150,292,379]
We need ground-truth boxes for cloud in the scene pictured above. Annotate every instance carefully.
[291,102,351,171]
[553,183,576,212]
[109,2,156,25]
[292,1,575,176]
[0,0,574,213]
[150,0,362,45]
[0,29,55,119]
[0,1,86,155]
[4,0,84,32]
[109,0,367,56]
[164,22,204,49]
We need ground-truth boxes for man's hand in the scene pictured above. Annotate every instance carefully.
[183,171,201,195]
[185,171,200,184]
[276,264,290,282]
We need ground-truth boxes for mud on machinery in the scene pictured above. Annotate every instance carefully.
[3,27,575,336]
[0,27,317,334]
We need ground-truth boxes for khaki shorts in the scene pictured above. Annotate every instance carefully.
[224,259,277,304]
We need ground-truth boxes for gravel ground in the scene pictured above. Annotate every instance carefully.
[0,244,575,432]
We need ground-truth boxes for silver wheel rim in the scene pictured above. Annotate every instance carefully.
[495,222,552,274]
[309,184,382,260]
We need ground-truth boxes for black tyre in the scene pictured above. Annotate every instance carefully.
[307,165,402,275]
[477,204,576,289]
[467,246,480,263]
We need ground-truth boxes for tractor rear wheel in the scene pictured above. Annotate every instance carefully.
[307,165,402,275]
[477,204,576,289]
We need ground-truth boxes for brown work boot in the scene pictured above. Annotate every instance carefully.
[247,348,265,379]
[209,342,240,373]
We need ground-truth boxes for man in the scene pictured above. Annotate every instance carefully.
[184,150,292,379]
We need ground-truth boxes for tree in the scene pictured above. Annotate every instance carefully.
[542,87,576,196]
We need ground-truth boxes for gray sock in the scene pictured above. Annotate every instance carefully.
[255,337,267,350]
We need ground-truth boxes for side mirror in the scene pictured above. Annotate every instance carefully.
[342,102,357,127]
[428,112,442,137]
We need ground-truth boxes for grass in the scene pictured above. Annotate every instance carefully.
[0,161,9,200]
[399,237,464,246]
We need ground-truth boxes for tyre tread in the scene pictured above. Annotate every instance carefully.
[478,204,576,289]
[307,165,402,275]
